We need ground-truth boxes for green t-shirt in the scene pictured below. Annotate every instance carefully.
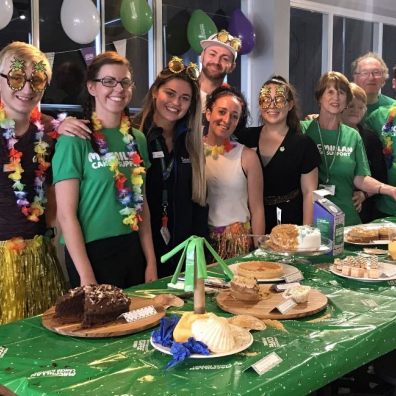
[364,93,396,123]
[300,120,371,226]
[365,105,396,216]
[52,127,150,243]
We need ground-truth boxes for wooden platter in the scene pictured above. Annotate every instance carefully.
[42,296,165,338]
[216,285,328,320]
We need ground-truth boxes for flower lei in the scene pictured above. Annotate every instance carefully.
[91,112,145,231]
[203,138,236,160]
[0,103,50,222]
[382,105,396,169]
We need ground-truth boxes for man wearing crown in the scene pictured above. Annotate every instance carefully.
[199,30,242,109]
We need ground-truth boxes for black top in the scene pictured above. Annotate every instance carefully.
[0,117,54,240]
[235,126,321,232]
[144,120,208,278]
[357,124,387,223]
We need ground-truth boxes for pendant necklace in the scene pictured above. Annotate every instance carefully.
[316,120,341,183]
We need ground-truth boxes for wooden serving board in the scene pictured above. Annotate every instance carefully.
[42,296,165,338]
[216,286,328,320]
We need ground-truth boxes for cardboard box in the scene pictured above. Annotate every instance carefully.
[313,197,345,256]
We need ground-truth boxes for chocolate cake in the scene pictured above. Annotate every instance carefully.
[55,284,130,327]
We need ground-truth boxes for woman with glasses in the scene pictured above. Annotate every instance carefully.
[0,42,65,324]
[204,86,264,258]
[52,51,157,287]
[300,71,396,226]
[235,76,320,233]
[133,57,207,278]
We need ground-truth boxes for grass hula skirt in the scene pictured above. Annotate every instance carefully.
[0,235,66,324]
[209,221,252,260]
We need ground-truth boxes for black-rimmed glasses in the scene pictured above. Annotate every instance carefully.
[92,76,135,89]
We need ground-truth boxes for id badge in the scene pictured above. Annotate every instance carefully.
[152,151,164,159]
[276,207,282,225]
[160,226,171,245]
[319,184,336,195]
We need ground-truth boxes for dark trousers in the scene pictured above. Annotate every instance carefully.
[65,233,145,288]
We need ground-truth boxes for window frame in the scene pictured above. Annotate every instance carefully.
[290,0,396,72]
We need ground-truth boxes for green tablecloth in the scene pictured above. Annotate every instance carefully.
[1,249,396,396]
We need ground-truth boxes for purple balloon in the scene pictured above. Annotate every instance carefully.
[229,9,255,55]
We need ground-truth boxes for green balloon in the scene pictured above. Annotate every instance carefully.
[187,9,217,53]
[120,0,153,36]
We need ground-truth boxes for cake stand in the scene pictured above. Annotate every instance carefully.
[257,235,332,264]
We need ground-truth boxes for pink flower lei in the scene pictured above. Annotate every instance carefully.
[91,112,145,231]
[0,102,50,222]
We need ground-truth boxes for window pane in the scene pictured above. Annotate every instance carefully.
[40,0,95,111]
[381,24,396,99]
[332,16,373,78]
[162,2,241,91]
[105,0,149,109]
[290,8,323,117]
[0,1,31,48]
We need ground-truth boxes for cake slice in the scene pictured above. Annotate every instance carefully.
[55,284,130,327]
[82,284,130,327]
[54,286,85,323]
[230,275,260,302]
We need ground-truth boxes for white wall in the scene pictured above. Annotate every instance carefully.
[242,0,290,126]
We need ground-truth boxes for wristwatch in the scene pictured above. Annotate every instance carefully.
[44,227,57,239]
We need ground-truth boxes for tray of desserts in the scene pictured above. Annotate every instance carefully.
[216,276,327,319]
[329,255,396,282]
[344,223,396,245]
[229,261,300,283]
[258,224,332,256]
[42,285,183,338]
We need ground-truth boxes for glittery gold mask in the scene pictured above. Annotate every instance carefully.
[259,84,288,109]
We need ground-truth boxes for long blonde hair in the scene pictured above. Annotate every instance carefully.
[135,69,206,206]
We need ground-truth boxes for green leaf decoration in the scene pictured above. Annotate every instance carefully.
[32,61,47,73]
[161,235,234,293]
[10,58,25,71]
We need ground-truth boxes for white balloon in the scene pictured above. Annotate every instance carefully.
[0,0,13,30]
[60,0,100,44]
